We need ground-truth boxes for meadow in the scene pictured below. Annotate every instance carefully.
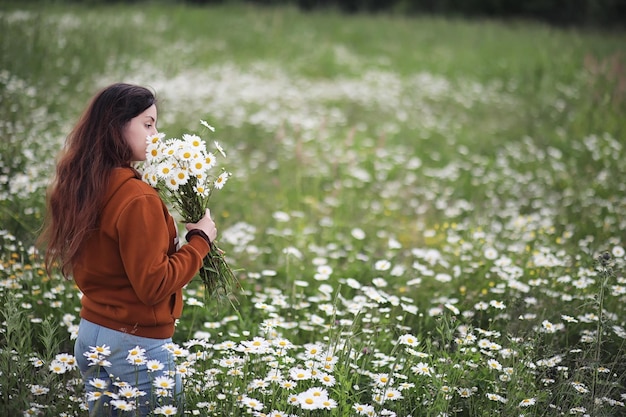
[1,3,626,416]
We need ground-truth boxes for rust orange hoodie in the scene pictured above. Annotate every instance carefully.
[73,167,210,339]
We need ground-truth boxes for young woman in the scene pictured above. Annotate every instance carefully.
[40,83,217,416]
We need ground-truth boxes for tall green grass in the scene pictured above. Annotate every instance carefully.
[1,3,625,416]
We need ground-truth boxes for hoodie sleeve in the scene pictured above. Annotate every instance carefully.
[116,192,210,306]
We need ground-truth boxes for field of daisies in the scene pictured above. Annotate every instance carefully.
[1,3,626,417]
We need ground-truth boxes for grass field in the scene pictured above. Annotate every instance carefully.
[1,3,626,416]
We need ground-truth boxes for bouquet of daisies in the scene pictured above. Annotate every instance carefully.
[140,121,238,302]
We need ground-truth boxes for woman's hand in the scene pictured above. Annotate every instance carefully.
[186,208,217,243]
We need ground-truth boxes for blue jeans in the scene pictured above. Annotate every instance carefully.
[75,319,183,416]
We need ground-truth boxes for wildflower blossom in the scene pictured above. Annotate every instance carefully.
[372,387,403,403]
[126,345,147,365]
[268,412,289,417]
[29,384,49,395]
[118,386,146,399]
[375,260,391,271]
[314,369,334,385]
[91,344,111,356]
[484,247,499,260]
[289,367,313,380]
[540,318,556,331]
[411,362,432,376]
[240,395,264,411]
[153,375,176,390]
[351,228,366,240]
[486,393,507,403]
[110,400,135,412]
[487,359,502,371]
[155,388,171,398]
[519,398,536,407]
[199,120,215,131]
[353,403,376,415]
[88,378,108,390]
[146,359,165,372]
[475,301,489,310]
[54,353,77,370]
[445,303,460,315]
[86,391,105,403]
[296,387,332,410]
[154,405,178,415]
[280,380,297,390]
[214,171,230,189]
[303,343,323,359]
[371,373,393,387]
[457,387,473,398]
[561,315,578,323]
[49,359,67,374]
[29,357,44,367]
[571,381,589,393]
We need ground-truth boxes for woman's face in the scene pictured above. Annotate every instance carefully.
[123,104,158,162]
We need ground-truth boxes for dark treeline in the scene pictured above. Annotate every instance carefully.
[15,0,626,28]
[293,0,626,27]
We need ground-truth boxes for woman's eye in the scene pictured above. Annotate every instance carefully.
[145,124,152,128]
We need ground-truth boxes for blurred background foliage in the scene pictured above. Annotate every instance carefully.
[11,0,626,28]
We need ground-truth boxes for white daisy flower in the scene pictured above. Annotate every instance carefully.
[214,141,226,157]
[200,120,215,131]
[153,375,176,390]
[182,133,205,150]
[214,171,230,189]
[519,397,536,407]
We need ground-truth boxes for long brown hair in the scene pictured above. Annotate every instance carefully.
[39,83,157,278]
